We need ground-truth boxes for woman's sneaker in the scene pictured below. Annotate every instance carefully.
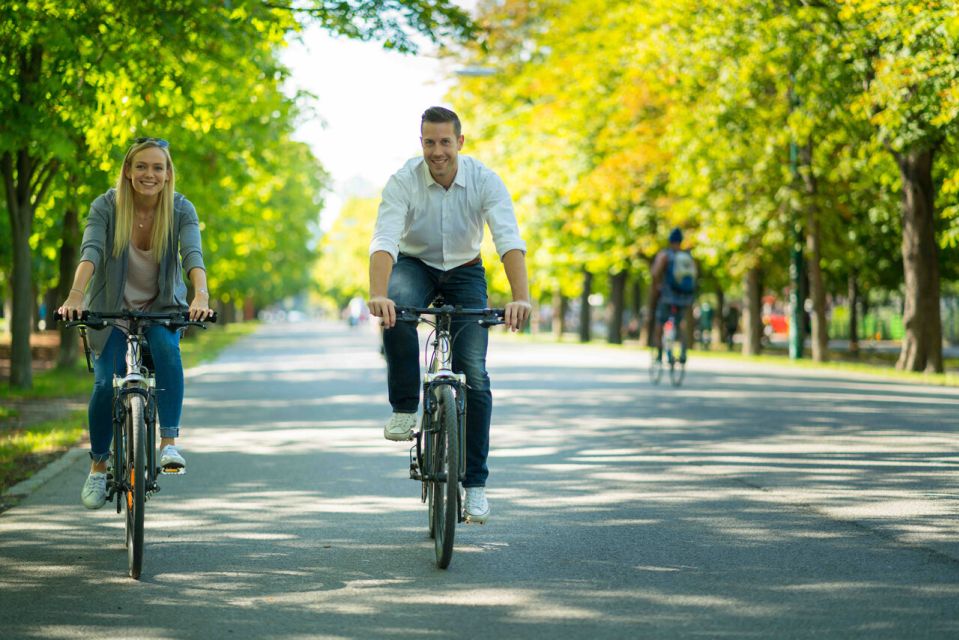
[81,472,108,509]
[159,445,186,470]
[383,413,416,441]
[464,487,490,524]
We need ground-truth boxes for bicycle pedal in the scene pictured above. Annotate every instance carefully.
[160,466,186,476]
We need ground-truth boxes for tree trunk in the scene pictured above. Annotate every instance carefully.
[742,267,763,356]
[578,270,592,343]
[848,272,859,358]
[894,147,942,372]
[57,203,81,368]
[716,288,727,346]
[629,277,641,340]
[6,188,35,388]
[2,47,57,388]
[552,290,568,340]
[607,270,626,344]
[800,142,829,362]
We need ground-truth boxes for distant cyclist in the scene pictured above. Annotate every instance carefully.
[650,227,697,364]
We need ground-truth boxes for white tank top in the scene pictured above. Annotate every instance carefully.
[123,244,159,310]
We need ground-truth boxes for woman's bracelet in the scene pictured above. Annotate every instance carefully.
[70,287,83,295]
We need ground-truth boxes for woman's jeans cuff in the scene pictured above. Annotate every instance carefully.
[160,426,180,439]
[89,451,110,463]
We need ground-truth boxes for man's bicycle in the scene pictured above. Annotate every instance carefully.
[395,299,504,569]
[56,310,215,579]
[649,304,686,387]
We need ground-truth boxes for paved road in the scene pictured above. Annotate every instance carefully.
[1,321,958,639]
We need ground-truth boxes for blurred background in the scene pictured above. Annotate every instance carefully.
[3,0,959,390]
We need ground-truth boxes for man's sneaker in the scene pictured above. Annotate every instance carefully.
[464,486,490,524]
[159,444,186,469]
[81,472,108,510]
[384,413,416,441]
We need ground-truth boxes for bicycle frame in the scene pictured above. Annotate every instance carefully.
[417,312,468,484]
[58,309,214,579]
[395,302,504,568]
[110,326,160,506]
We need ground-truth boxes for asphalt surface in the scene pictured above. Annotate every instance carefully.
[1,321,958,639]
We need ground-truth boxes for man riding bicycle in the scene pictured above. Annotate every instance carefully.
[651,227,697,364]
[367,106,531,525]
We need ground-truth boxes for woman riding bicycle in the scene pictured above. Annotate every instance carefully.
[57,137,214,509]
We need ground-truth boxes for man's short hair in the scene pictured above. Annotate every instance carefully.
[421,106,461,137]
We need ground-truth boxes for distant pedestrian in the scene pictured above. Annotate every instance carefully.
[724,304,740,351]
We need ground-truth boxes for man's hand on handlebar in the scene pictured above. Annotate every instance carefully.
[369,295,396,329]
[504,300,532,332]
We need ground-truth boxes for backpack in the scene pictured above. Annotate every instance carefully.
[667,249,697,295]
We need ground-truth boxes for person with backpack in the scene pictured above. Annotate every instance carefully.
[651,227,697,364]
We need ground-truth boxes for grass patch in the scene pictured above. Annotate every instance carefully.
[0,321,258,496]
[179,320,257,369]
[495,329,959,387]
[0,411,86,493]
[0,321,258,402]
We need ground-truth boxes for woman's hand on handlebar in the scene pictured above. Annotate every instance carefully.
[57,291,86,321]
[368,296,396,329]
[188,292,214,322]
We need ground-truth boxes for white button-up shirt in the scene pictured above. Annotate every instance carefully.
[369,155,526,271]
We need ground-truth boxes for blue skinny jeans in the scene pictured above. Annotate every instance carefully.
[89,326,184,462]
[383,255,492,487]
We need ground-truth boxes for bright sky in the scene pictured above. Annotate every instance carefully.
[280,26,460,230]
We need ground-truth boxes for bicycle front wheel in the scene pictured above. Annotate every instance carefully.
[431,386,460,569]
[125,394,146,579]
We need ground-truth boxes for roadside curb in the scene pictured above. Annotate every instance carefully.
[0,357,219,510]
[2,447,87,500]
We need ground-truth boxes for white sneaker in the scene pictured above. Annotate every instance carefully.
[464,486,490,524]
[159,445,186,469]
[81,472,107,509]
[384,413,416,441]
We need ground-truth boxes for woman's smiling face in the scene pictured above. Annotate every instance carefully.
[125,146,169,198]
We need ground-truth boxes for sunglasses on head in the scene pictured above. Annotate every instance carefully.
[134,137,170,148]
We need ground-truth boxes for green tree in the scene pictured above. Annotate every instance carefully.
[836,0,959,372]
[1,0,477,388]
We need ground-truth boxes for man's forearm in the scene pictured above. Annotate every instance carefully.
[502,249,530,302]
[369,251,395,298]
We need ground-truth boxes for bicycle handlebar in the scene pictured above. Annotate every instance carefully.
[396,305,505,326]
[55,310,217,330]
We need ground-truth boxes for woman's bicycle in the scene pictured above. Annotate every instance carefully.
[649,304,686,387]
[56,309,215,579]
[395,299,504,569]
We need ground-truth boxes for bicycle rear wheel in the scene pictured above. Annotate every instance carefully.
[670,360,686,386]
[125,394,146,579]
[431,386,460,569]
[648,349,663,384]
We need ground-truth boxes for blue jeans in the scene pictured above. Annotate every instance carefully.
[89,326,184,462]
[384,255,492,487]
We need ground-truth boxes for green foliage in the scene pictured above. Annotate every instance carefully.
[1,0,478,330]
[445,0,959,326]
[313,196,379,307]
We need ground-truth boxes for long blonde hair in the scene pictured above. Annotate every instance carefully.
[113,140,175,262]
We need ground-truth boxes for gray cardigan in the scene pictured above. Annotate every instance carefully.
[79,189,206,353]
